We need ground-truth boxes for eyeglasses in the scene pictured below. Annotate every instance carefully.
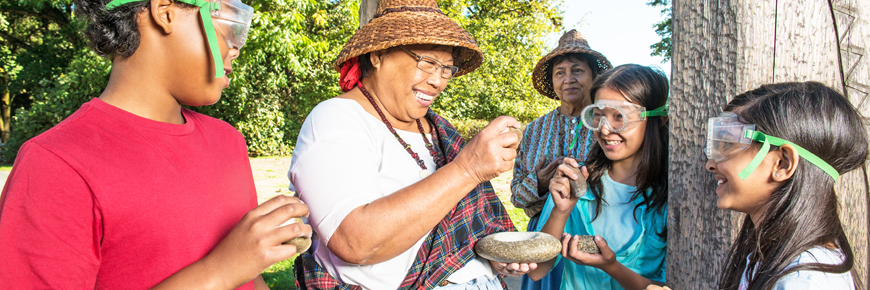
[580,99,668,133]
[399,47,460,79]
[106,0,254,78]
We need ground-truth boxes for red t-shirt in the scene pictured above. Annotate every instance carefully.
[0,99,258,289]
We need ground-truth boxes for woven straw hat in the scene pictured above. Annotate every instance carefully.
[333,0,483,77]
[533,30,612,99]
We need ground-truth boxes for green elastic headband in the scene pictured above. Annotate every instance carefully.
[738,130,839,181]
[642,104,669,117]
[105,0,226,78]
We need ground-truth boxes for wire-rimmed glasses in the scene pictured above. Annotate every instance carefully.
[399,46,460,79]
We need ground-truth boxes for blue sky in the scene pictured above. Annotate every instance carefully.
[548,0,671,76]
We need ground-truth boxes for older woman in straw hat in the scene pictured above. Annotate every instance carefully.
[509,29,611,290]
[287,0,533,289]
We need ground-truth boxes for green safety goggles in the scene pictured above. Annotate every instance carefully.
[705,112,839,181]
[580,99,668,133]
[105,0,254,78]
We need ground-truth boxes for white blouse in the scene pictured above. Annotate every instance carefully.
[288,98,493,289]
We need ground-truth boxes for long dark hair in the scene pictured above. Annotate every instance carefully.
[584,64,669,222]
[718,82,867,290]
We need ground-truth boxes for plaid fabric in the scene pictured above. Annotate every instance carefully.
[296,110,516,290]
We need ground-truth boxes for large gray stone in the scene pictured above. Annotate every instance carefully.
[475,232,561,263]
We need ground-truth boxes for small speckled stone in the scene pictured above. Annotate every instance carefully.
[569,167,587,197]
[508,127,523,141]
[502,127,523,142]
[573,235,600,254]
[475,232,561,263]
[280,217,312,253]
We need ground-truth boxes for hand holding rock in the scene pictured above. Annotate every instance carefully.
[454,116,522,183]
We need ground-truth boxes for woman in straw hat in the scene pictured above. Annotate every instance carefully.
[287,0,533,289]
[509,29,612,290]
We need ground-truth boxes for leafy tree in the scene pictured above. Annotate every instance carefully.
[0,0,100,161]
[648,0,671,62]
[190,0,359,156]
[436,0,563,122]
[0,0,567,162]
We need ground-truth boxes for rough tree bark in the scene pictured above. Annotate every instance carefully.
[670,0,869,288]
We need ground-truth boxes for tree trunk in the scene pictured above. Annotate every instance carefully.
[0,87,8,143]
[359,0,379,28]
[670,0,869,288]
[669,1,738,288]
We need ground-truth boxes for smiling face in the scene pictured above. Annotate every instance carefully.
[705,144,780,222]
[593,87,647,166]
[368,44,453,123]
[164,7,241,106]
[552,56,594,109]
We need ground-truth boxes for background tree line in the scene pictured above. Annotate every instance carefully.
[0,0,569,162]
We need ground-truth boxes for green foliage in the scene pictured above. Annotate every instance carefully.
[190,0,359,156]
[648,0,671,62]
[0,0,83,155]
[1,50,110,161]
[1,0,567,161]
[262,257,297,289]
[434,0,562,122]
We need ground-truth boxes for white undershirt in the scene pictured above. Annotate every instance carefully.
[288,98,493,289]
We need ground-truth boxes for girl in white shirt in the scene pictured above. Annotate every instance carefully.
[649,81,864,290]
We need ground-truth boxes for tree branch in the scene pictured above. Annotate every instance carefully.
[0,29,32,51]
[0,7,70,26]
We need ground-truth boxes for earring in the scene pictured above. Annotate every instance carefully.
[774,172,780,178]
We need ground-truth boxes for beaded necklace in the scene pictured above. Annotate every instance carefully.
[358,81,442,178]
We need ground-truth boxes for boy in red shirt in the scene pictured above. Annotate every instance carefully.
[0,0,310,289]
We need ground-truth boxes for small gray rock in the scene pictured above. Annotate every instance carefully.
[502,127,523,142]
[475,232,561,263]
[573,235,600,254]
[568,167,587,197]
[280,217,312,253]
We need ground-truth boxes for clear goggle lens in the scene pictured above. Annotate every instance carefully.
[705,112,755,163]
[210,0,254,48]
[580,100,648,133]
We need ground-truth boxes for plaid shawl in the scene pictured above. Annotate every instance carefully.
[295,110,516,290]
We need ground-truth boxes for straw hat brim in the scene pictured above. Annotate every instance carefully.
[532,45,612,99]
[334,11,483,77]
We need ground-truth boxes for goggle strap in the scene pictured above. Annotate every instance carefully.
[199,6,225,78]
[106,0,144,9]
[738,130,839,181]
[568,120,583,150]
[737,131,770,180]
[105,0,225,79]
[642,104,669,117]
[106,0,218,10]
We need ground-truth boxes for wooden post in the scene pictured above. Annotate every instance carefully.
[359,0,379,28]
[670,0,869,288]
